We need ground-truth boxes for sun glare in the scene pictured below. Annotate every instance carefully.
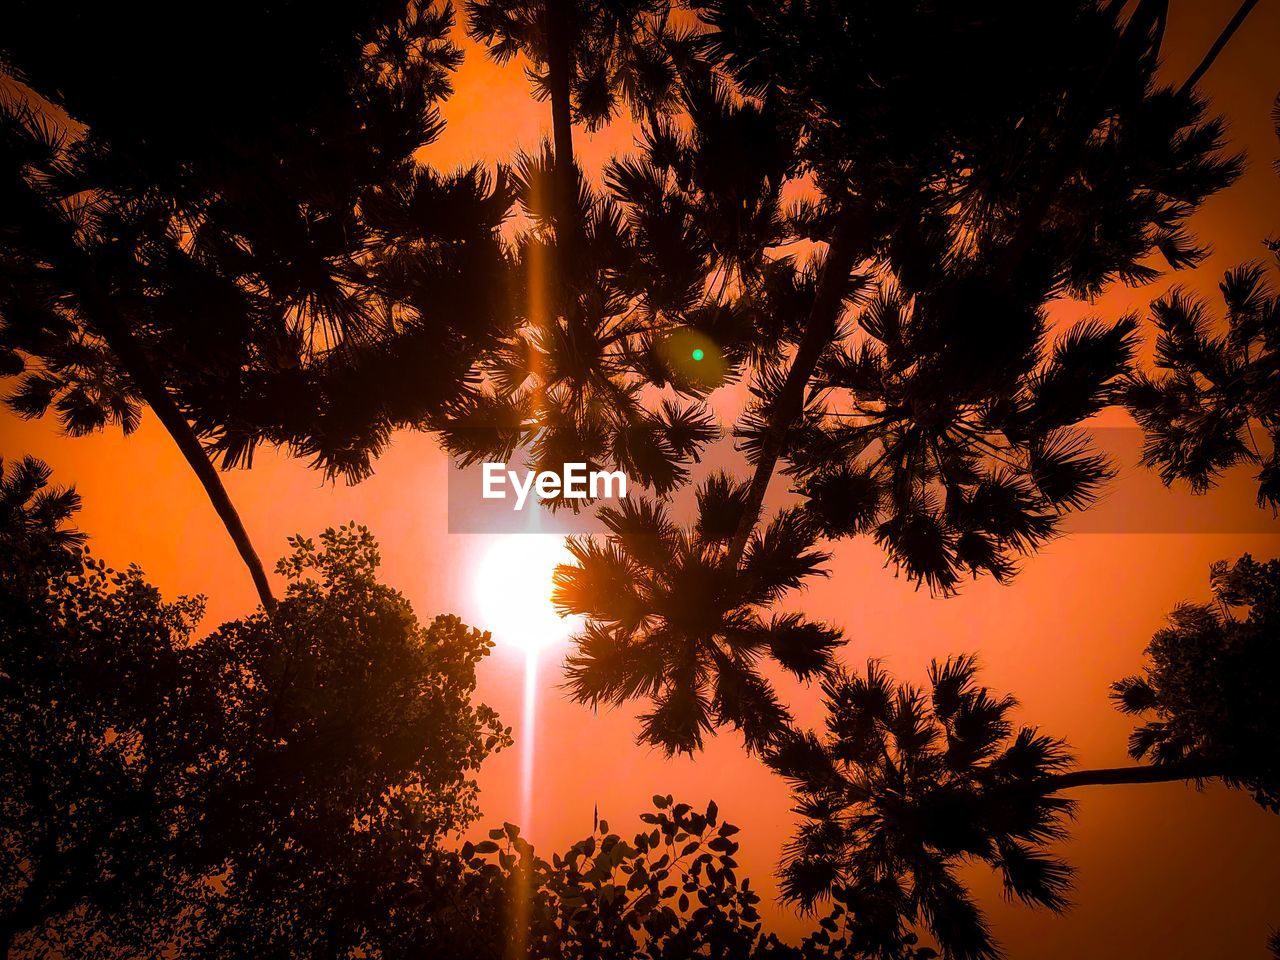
[473,535,582,652]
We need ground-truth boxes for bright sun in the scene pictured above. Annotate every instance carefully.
[473,535,583,652]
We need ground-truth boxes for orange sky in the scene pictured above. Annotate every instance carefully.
[3,3,1280,956]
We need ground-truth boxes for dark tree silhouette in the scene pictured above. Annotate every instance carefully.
[467,799,763,959]
[1111,553,1280,811]
[465,0,688,253]
[0,2,515,607]
[1126,252,1280,512]
[697,0,1244,581]
[786,300,1138,593]
[0,467,509,958]
[437,79,792,497]
[768,659,1075,960]
[774,557,1280,957]
[553,478,842,753]
[544,0,1244,755]
[0,456,85,580]
[465,796,936,960]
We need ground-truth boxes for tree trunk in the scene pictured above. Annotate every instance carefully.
[724,212,868,566]
[544,0,578,259]
[94,314,276,611]
[1042,758,1226,792]
[11,170,277,610]
[1177,0,1261,96]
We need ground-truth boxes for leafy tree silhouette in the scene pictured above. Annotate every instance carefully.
[787,300,1139,593]
[0,2,514,607]
[553,478,842,754]
[1126,256,1280,512]
[1111,553,1280,810]
[768,658,1075,960]
[465,0,688,254]
[0,461,509,958]
[0,456,939,959]
[467,799,762,959]
[546,0,1246,755]
[1126,95,1280,513]
[0,456,85,579]
[773,555,1280,958]
[697,0,1244,577]
[467,796,939,959]
[436,79,783,498]
[455,2,712,505]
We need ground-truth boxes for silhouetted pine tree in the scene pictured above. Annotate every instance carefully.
[1126,95,1280,512]
[0,2,515,607]
[773,554,1280,957]
[551,0,1247,753]
[465,0,690,251]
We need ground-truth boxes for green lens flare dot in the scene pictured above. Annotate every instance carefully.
[691,348,705,361]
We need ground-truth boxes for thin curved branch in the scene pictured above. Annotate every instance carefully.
[1177,0,1262,97]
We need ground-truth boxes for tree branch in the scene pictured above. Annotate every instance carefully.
[10,172,276,610]
[724,211,868,567]
[1041,758,1226,791]
[1177,0,1262,98]
[92,312,276,610]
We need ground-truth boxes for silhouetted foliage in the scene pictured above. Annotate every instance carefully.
[465,797,937,960]
[437,79,790,499]
[0,3,1273,955]
[466,0,688,131]
[0,3,514,482]
[769,659,1076,960]
[1112,553,1280,812]
[0,468,509,958]
[789,303,1137,592]
[451,0,1243,585]
[1125,255,1280,512]
[554,479,842,753]
[697,0,1241,589]
[0,455,85,583]
[512,0,1251,754]
[0,1,520,607]
[468,798,764,958]
[1123,91,1279,509]
[699,0,1238,294]
[767,555,1280,958]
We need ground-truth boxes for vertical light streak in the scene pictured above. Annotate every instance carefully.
[519,647,539,834]
[507,646,539,960]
